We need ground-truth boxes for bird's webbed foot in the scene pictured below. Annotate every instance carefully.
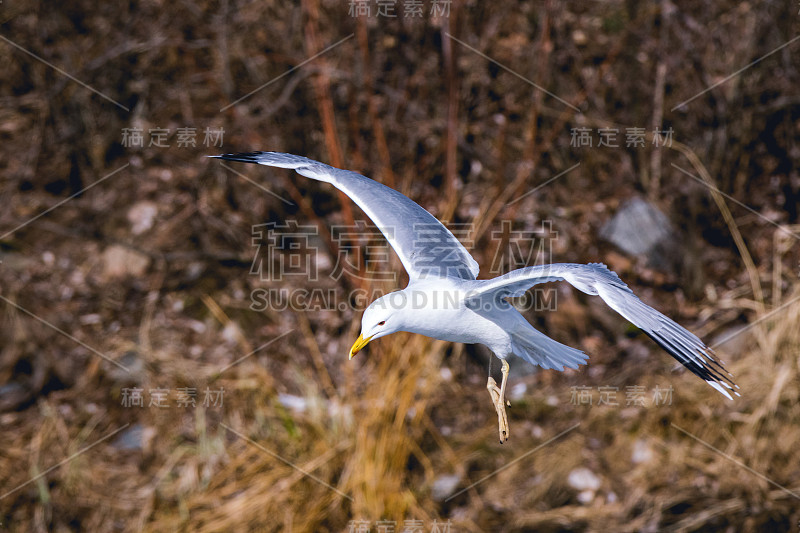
[486,359,510,443]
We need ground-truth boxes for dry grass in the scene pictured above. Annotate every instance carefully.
[2,0,800,531]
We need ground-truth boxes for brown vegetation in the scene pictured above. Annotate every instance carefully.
[1,1,799,531]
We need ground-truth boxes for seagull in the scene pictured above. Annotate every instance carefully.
[211,151,739,442]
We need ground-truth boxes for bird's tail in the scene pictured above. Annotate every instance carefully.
[510,320,589,371]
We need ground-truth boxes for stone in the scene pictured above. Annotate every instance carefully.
[600,197,678,270]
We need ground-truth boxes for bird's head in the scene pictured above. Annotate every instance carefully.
[349,293,405,359]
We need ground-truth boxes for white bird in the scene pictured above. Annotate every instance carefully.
[212,151,739,442]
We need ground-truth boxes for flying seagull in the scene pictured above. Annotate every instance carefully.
[211,151,739,442]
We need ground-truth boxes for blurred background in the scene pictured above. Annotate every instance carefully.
[1,1,799,531]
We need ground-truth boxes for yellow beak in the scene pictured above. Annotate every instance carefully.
[349,333,374,359]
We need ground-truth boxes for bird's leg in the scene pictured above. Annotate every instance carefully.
[486,359,511,443]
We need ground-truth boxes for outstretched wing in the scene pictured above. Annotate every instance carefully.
[211,152,479,280]
[465,262,739,399]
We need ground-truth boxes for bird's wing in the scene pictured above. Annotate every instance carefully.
[465,262,739,399]
[211,152,479,280]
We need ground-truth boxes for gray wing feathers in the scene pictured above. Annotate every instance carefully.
[211,152,480,280]
[468,263,739,399]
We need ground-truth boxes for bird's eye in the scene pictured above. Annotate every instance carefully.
[378,320,386,326]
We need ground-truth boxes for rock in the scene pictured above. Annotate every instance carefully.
[568,468,601,505]
[631,439,654,464]
[126,201,158,235]
[0,382,30,411]
[600,197,678,271]
[567,467,601,491]
[278,393,307,413]
[431,474,462,501]
[113,424,144,451]
[109,351,145,385]
[510,381,527,401]
[101,245,150,280]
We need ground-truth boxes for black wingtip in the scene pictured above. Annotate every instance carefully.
[641,330,739,399]
[208,151,266,164]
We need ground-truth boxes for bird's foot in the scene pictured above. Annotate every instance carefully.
[487,376,510,443]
